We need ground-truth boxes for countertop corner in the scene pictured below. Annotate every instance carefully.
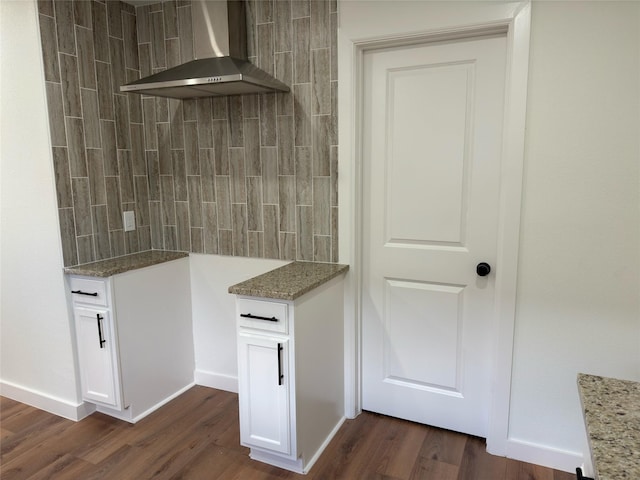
[64,250,189,277]
[577,373,640,480]
[228,261,349,300]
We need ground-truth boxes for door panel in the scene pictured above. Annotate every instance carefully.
[75,307,119,408]
[362,35,507,437]
[238,333,291,455]
[383,279,463,393]
[386,61,472,245]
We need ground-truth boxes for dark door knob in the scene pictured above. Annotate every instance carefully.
[476,262,491,276]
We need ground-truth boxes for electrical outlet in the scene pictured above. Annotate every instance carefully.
[123,211,136,232]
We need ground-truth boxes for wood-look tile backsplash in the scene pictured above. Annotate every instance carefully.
[38,0,338,267]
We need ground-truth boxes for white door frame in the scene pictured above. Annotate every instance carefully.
[338,1,531,455]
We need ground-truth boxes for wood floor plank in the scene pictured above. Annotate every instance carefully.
[0,397,24,423]
[19,453,98,480]
[207,396,244,451]
[76,444,139,480]
[457,435,507,480]
[0,404,61,441]
[409,457,460,480]
[71,414,138,465]
[2,413,125,480]
[74,387,220,465]
[0,413,67,465]
[354,474,404,480]
[95,389,242,480]
[506,458,554,480]
[0,389,578,480]
[1,427,13,440]
[167,444,250,480]
[370,416,428,479]
[416,426,467,466]
[92,417,209,478]
[0,395,18,408]
[139,428,223,479]
[554,469,578,480]
[309,411,385,479]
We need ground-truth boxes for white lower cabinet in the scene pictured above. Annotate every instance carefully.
[235,275,346,474]
[68,257,194,423]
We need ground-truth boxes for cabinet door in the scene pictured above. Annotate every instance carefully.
[238,332,291,455]
[74,307,121,409]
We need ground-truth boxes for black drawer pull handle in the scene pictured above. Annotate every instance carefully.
[240,313,278,322]
[277,343,284,386]
[96,314,106,349]
[72,290,98,297]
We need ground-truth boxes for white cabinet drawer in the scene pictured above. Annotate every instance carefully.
[237,298,288,334]
[69,277,109,307]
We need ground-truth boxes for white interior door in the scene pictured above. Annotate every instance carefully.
[361,34,507,437]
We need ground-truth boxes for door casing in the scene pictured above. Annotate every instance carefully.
[337,1,532,456]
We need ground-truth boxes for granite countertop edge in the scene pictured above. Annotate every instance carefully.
[577,372,640,480]
[228,261,350,300]
[64,251,189,277]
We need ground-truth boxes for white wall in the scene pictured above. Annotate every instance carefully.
[508,0,640,469]
[190,254,287,392]
[0,0,81,417]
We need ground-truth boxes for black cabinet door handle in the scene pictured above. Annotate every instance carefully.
[240,313,278,322]
[277,343,284,386]
[96,314,106,349]
[72,290,98,297]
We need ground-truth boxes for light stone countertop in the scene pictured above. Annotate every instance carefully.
[228,261,349,300]
[64,250,189,277]
[577,373,640,480]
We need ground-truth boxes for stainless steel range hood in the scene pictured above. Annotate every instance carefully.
[120,0,289,99]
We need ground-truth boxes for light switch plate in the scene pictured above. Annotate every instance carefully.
[123,211,136,232]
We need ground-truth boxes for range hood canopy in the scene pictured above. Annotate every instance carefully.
[120,0,290,99]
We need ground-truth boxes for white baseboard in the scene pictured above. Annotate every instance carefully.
[96,381,196,423]
[131,382,196,423]
[303,416,346,473]
[248,416,347,474]
[194,370,238,393]
[504,437,584,473]
[0,380,94,421]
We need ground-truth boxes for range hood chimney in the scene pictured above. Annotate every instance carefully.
[120,0,290,99]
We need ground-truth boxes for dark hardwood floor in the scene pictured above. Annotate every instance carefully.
[1,386,574,480]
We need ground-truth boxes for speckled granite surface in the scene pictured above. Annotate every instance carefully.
[64,251,189,277]
[577,373,640,480]
[228,261,349,300]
